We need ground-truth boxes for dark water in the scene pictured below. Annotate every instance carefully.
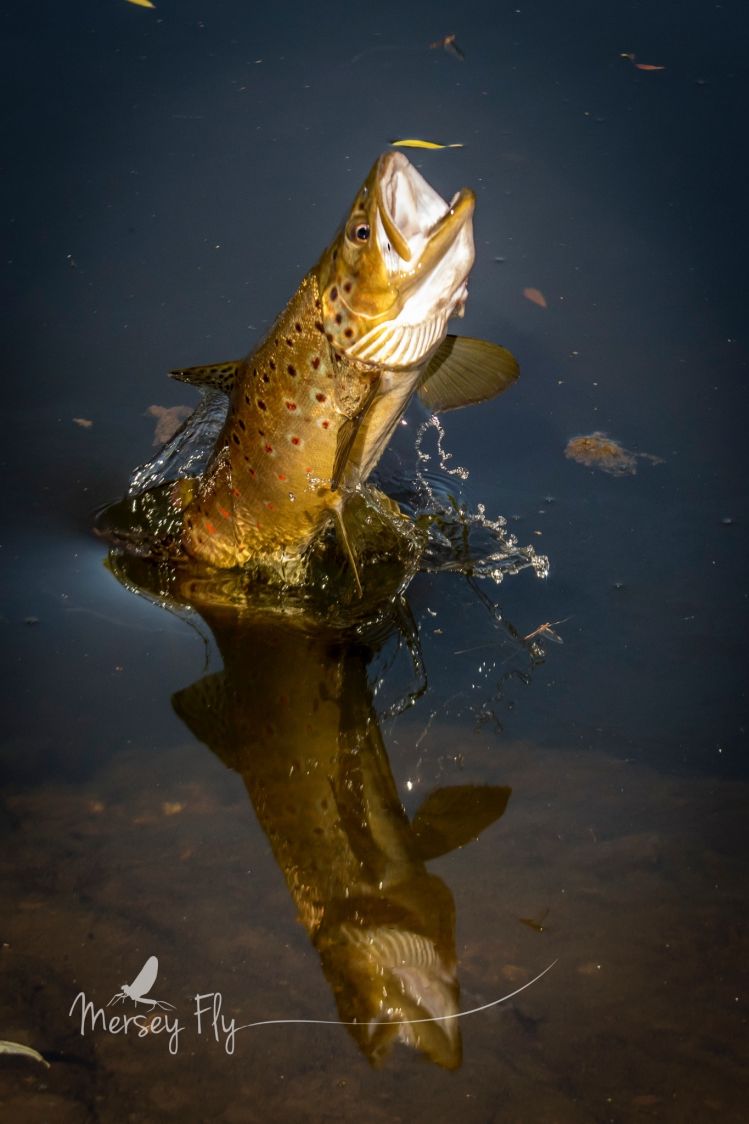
[2,1,747,1120]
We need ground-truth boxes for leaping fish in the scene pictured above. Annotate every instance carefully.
[122,153,519,589]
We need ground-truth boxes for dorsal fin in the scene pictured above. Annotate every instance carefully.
[417,336,519,413]
[169,360,242,397]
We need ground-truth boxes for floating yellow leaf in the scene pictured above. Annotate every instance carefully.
[523,287,548,308]
[73,417,93,428]
[390,138,464,150]
[635,63,666,71]
[126,0,156,8]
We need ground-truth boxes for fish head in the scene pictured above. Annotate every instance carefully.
[317,152,475,370]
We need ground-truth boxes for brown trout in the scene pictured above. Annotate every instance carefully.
[168,152,518,587]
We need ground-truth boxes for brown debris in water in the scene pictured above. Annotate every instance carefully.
[565,432,662,476]
[146,404,193,446]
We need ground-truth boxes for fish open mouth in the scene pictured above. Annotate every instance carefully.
[349,152,476,367]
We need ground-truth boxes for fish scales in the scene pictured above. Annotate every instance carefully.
[181,272,373,568]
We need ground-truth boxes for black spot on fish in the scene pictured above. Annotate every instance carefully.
[232,433,240,445]
[287,364,296,377]
[239,419,246,431]
[344,328,353,338]
[311,356,320,369]
[269,359,276,370]
[335,313,342,325]
[330,286,338,301]
[295,322,302,332]
[257,400,267,410]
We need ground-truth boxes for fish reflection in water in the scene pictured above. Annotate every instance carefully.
[108,550,522,1068]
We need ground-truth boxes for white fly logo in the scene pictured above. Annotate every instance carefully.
[108,955,175,1012]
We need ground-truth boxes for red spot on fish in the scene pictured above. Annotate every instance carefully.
[263,501,274,511]
[316,392,327,402]
[231,487,241,497]
[217,505,230,519]
[264,443,273,453]
[277,472,287,481]
[291,436,301,446]
[321,420,330,429]
[286,401,297,411]
[205,520,217,535]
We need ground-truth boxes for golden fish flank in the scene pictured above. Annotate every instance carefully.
[178,152,519,572]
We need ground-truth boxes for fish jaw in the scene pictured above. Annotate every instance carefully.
[318,152,475,370]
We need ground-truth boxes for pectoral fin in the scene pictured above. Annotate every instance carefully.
[331,375,382,491]
[411,784,512,860]
[417,336,519,413]
[169,360,242,397]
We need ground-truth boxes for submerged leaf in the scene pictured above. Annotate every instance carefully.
[635,63,666,71]
[390,138,464,150]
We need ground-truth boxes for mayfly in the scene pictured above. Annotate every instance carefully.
[108,956,175,1011]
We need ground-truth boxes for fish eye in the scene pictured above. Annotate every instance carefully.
[347,221,370,244]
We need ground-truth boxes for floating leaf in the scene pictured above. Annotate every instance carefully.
[523,287,547,309]
[635,63,666,71]
[428,33,465,61]
[73,417,93,428]
[146,404,193,446]
[390,138,463,150]
[126,0,156,8]
[565,432,640,476]
[0,1041,49,1068]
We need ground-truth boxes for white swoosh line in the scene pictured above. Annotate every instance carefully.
[231,959,558,1031]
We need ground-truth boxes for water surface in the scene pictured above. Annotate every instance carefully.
[1,1,747,1121]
